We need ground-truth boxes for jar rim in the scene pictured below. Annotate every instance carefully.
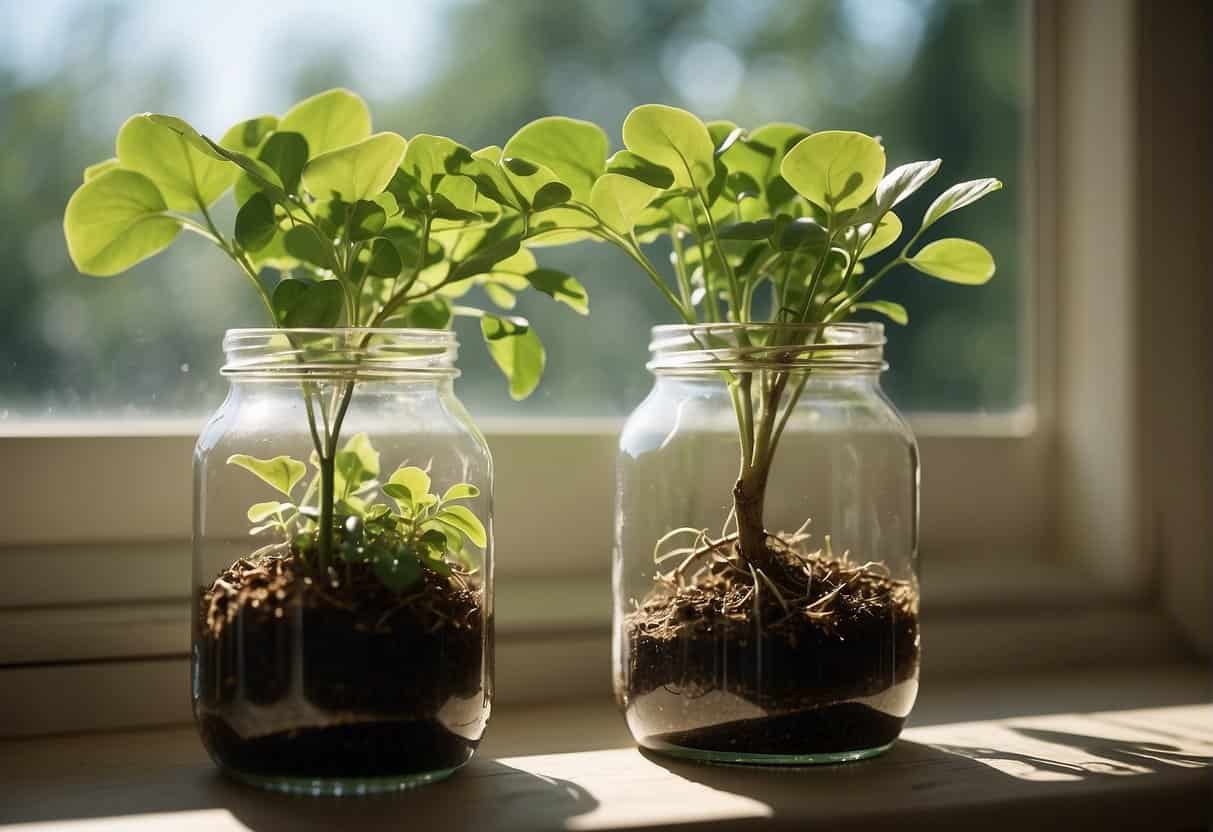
[648,322,887,374]
[221,327,459,380]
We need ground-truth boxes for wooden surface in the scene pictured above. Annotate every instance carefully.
[0,699,1209,831]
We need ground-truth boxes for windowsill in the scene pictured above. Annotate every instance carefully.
[0,665,1208,831]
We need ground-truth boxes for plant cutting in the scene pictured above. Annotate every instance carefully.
[499,106,1000,762]
[62,88,589,792]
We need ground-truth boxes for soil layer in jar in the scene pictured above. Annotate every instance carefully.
[624,543,919,757]
[194,553,488,781]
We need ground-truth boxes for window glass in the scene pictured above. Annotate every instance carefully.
[0,0,1025,420]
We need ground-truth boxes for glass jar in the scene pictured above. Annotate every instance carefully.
[192,329,493,795]
[613,323,919,765]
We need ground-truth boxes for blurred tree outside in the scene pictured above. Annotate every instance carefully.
[0,0,1025,420]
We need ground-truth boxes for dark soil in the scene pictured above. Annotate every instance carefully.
[623,541,919,757]
[193,553,488,782]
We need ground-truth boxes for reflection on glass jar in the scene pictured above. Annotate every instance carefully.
[614,323,919,765]
[192,329,493,795]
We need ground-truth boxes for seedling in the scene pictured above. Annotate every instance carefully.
[63,88,589,578]
[229,433,484,594]
[500,106,1000,577]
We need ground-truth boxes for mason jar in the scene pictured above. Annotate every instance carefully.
[613,323,919,765]
[192,328,493,795]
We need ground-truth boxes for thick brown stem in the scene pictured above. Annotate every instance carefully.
[733,464,777,574]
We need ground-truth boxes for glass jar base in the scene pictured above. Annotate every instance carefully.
[640,739,895,767]
[223,765,461,796]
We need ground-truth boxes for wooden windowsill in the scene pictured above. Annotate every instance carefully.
[1,665,1209,831]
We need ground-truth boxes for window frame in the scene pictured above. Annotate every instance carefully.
[2,0,1202,735]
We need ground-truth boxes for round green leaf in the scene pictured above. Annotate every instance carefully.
[116,115,237,210]
[389,466,431,506]
[283,226,338,272]
[234,192,276,253]
[302,132,408,203]
[83,158,120,182]
[258,131,309,195]
[436,504,487,548]
[220,115,278,155]
[503,116,608,203]
[441,483,480,502]
[272,278,344,326]
[63,169,181,277]
[590,172,662,234]
[907,238,996,285]
[481,315,545,400]
[853,300,908,325]
[227,454,306,496]
[279,88,371,157]
[781,130,886,213]
[605,150,675,189]
[349,199,388,241]
[622,105,715,189]
[524,269,589,315]
[402,134,471,193]
[858,212,902,259]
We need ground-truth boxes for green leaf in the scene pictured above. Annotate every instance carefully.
[858,212,902,259]
[335,432,380,498]
[777,217,829,255]
[116,115,237,211]
[525,269,589,315]
[220,115,278,155]
[146,115,284,199]
[302,132,408,202]
[922,178,1004,230]
[707,120,744,156]
[622,104,715,189]
[875,159,941,213]
[227,454,306,497]
[590,173,663,234]
[718,219,774,240]
[389,466,431,508]
[604,150,675,189]
[500,156,569,212]
[247,501,290,523]
[481,315,545,400]
[531,181,572,212]
[398,297,452,329]
[372,549,422,593]
[441,483,480,502]
[484,283,516,309]
[853,300,908,325]
[364,237,402,278]
[279,88,371,157]
[401,134,471,191]
[781,130,886,212]
[83,158,120,182]
[63,169,181,277]
[282,226,338,272]
[503,116,608,204]
[349,199,387,241]
[234,192,276,253]
[382,482,413,505]
[258,131,309,195]
[436,504,487,548]
[907,238,996,284]
[449,236,522,282]
[272,278,344,327]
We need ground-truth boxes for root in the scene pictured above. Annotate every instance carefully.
[637,515,916,641]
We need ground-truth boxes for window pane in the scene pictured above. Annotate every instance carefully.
[0,0,1026,421]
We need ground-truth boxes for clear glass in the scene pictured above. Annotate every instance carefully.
[192,329,493,795]
[614,324,920,765]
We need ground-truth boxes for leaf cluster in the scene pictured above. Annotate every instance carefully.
[64,89,594,399]
[495,105,1002,329]
[228,433,486,593]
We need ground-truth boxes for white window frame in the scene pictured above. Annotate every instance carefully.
[1,0,1205,736]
